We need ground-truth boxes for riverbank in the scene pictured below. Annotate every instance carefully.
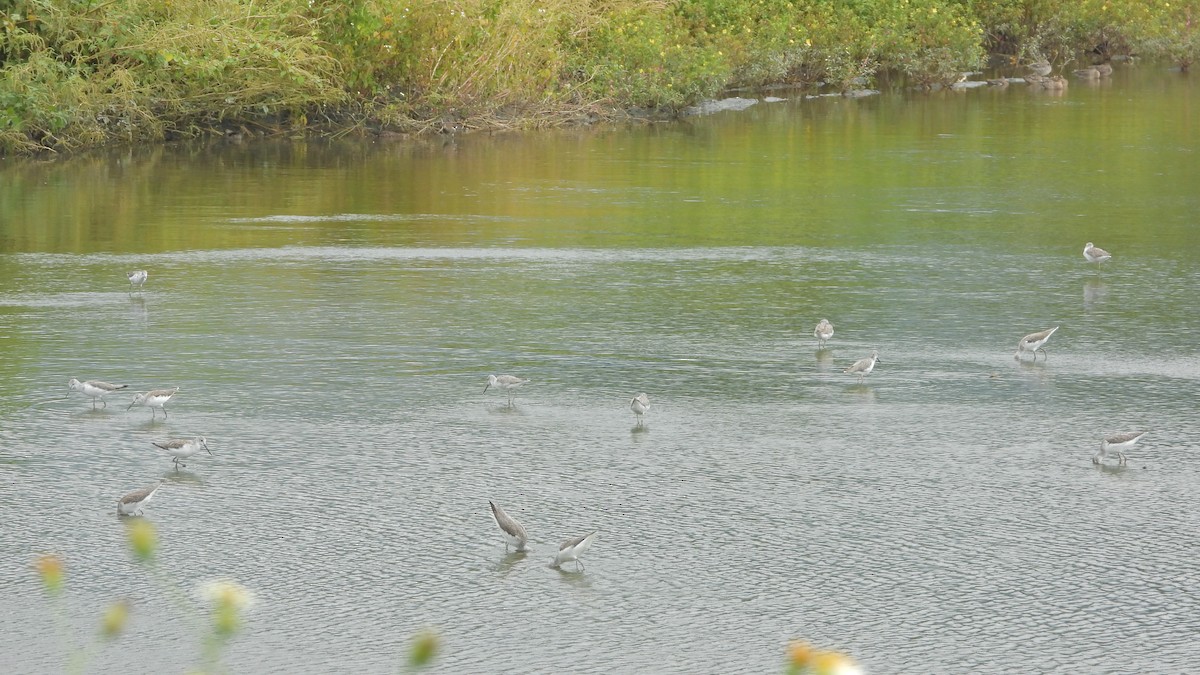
[1,0,1195,156]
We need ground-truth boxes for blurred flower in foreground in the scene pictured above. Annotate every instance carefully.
[102,600,131,638]
[409,630,440,668]
[35,554,64,595]
[788,640,864,675]
[126,519,157,562]
[195,578,257,636]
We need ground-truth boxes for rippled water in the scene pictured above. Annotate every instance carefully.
[2,67,1200,673]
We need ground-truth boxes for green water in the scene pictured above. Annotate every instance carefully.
[2,66,1198,673]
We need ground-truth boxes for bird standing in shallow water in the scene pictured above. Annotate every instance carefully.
[1083,242,1112,265]
[813,319,834,348]
[68,378,128,409]
[128,388,179,419]
[1014,327,1059,361]
[127,270,148,289]
[488,501,528,552]
[630,393,650,425]
[1094,431,1147,466]
[117,480,165,516]
[551,531,598,571]
[152,436,211,469]
[484,374,529,405]
[843,350,880,383]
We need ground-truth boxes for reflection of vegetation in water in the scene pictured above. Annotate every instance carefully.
[0,0,1196,154]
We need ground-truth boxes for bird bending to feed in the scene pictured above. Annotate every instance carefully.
[117,480,165,516]
[484,374,529,405]
[1014,327,1059,361]
[127,270,148,289]
[68,378,128,409]
[843,350,880,383]
[551,531,598,571]
[489,501,528,552]
[1083,242,1111,265]
[128,387,179,419]
[631,393,650,425]
[814,319,834,348]
[1093,431,1147,466]
[1094,63,1113,77]
[153,436,211,469]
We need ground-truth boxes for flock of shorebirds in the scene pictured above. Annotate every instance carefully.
[983,57,1117,90]
[63,269,212,517]
[71,239,1145,568]
[480,242,1144,570]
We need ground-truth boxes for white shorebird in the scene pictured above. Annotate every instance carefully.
[488,501,529,552]
[1014,326,1059,361]
[127,270,148,289]
[630,393,650,425]
[128,387,179,419]
[843,350,880,383]
[1083,242,1112,265]
[551,531,598,571]
[814,319,834,348]
[484,374,529,405]
[1093,431,1147,466]
[117,480,165,516]
[153,437,211,469]
[68,378,128,409]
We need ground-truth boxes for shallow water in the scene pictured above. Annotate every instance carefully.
[2,66,1199,673]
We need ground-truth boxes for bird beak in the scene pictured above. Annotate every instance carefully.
[483,384,490,393]
[126,402,134,410]
[205,444,213,455]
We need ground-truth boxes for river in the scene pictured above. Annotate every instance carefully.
[2,65,1199,673]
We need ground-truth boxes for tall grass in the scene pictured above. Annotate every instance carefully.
[1,0,1197,155]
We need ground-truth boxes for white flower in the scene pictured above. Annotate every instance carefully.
[194,578,258,611]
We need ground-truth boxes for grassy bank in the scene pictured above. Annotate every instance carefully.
[1,0,1196,155]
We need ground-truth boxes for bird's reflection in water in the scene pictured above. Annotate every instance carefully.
[495,550,527,576]
[845,384,876,401]
[1083,279,1108,309]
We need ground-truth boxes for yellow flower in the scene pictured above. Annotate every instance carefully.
[35,554,64,594]
[788,641,864,675]
[126,520,157,562]
[789,641,815,667]
[102,600,130,638]
[409,630,439,668]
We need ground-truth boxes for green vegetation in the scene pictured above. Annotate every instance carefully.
[1,0,1197,155]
